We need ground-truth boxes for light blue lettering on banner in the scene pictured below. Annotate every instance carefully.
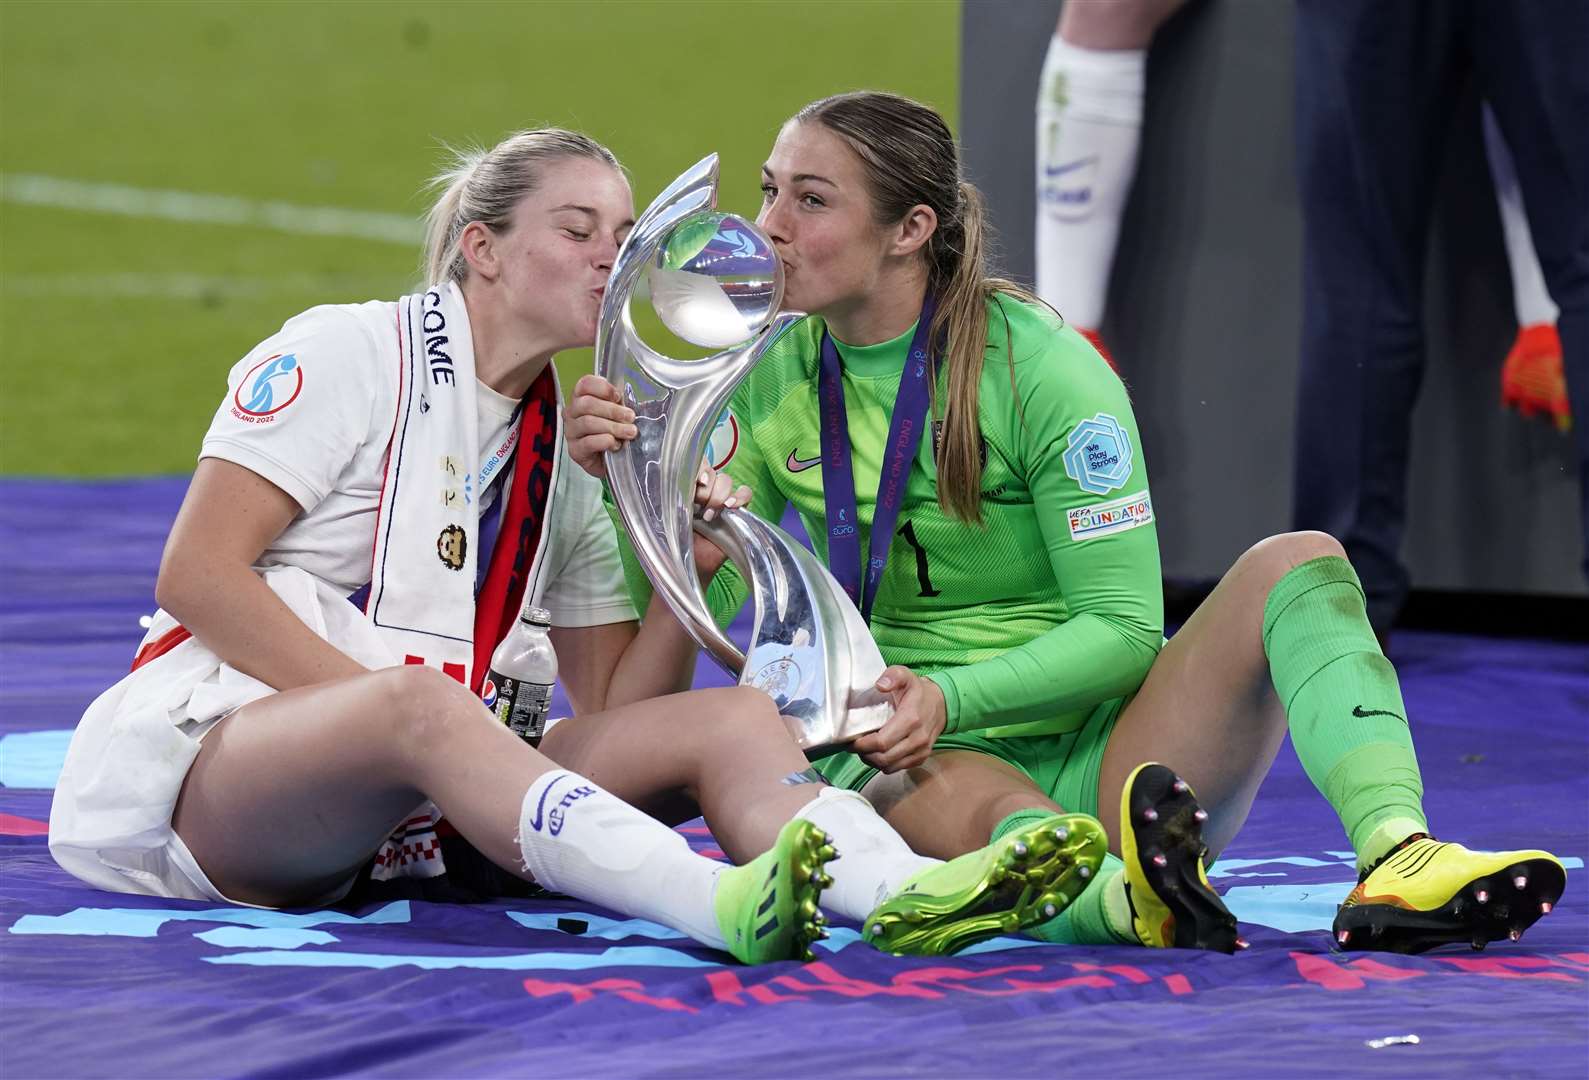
[1221,882,1355,934]
[0,730,73,789]
[205,944,719,971]
[194,927,340,949]
[10,901,410,937]
[1205,855,1352,878]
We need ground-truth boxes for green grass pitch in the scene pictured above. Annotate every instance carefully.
[0,0,957,476]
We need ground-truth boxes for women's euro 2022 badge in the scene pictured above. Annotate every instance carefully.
[436,524,467,571]
[230,353,302,424]
[1063,412,1133,495]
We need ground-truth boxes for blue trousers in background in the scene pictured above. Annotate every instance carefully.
[1293,0,1589,631]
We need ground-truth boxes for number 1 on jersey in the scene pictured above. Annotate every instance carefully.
[899,519,940,598]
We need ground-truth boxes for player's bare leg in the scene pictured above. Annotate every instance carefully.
[551,691,1101,956]
[172,666,831,964]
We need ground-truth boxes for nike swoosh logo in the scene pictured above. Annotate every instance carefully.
[525,774,569,832]
[786,449,822,473]
[1043,156,1096,178]
[1352,705,1406,722]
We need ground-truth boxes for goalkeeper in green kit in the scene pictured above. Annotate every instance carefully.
[567,91,1565,955]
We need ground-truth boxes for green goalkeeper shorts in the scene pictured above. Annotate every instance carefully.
[815,694,1129,819]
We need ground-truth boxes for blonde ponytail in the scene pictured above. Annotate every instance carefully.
[422,145,487,288]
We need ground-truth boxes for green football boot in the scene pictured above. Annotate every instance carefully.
[714,817,836,964]
[862,813,1106,956]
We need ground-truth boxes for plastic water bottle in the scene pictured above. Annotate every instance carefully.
[483,606,557,746]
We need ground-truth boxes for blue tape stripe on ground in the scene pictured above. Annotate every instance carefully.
[505,911,687,940]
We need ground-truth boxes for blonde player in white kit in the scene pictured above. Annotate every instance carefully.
[49,128,1101,963]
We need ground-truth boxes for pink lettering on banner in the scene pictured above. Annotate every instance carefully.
[1290,950,1588,991]
[0,813,49,836]
[516,950,1589,1015]
[1431,955,1580,983]
[1073,961,1153,985]
[1291,951,1426,992]
[962,972,1115,995]
[521,977,698,1014]
[711,962,1035,1003]
[707,970,811,1006]
[523,958,1200,1013]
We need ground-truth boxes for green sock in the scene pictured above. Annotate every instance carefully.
[991,809,1133,945]
[1263,556,1428,872]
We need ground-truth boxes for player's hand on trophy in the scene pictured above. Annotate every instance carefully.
[690,466,751,580]
[693,465,747,523]
[565,373,636,480]
[849,665,948,773]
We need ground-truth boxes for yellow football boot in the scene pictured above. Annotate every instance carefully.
[1120,762,1241,953]
[1334,836,1566,954]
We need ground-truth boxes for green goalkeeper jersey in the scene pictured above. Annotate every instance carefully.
[612,295,1164,738]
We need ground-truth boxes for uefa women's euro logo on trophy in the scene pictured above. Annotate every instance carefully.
[595,154,889,756]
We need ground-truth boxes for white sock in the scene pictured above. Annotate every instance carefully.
[1483,105,1559,327]
[793,787,938,921]
[517,770,727,949]
[1034,35,1147,329]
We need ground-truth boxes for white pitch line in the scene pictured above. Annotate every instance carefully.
[0,173,420,245]
[1,272,413,301]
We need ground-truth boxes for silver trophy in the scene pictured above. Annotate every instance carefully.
[595,154,890,756]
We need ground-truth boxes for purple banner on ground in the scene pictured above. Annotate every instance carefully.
[2,478,1585,1078]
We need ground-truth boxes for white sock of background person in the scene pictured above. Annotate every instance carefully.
[1483,104,1558,328]
[1034,35,1147,330]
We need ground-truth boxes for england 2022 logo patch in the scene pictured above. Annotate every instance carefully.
[231,353,303,424]
[1063,412,1133,495]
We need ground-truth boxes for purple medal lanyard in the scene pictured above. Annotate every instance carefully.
[817,294,938,622]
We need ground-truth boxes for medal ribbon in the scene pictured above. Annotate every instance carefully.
[817,294,938,621]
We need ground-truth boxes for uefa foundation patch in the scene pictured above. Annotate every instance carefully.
[1067,489,1154,542]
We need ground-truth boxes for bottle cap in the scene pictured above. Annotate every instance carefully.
[520,606,552,627]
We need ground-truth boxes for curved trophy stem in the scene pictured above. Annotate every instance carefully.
[595,154,890,754]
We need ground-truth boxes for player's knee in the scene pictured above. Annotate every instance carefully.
[1239,530,1347,593]
[707,686,786,743]
[369,665,483,756]
[979,789,1063,839]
